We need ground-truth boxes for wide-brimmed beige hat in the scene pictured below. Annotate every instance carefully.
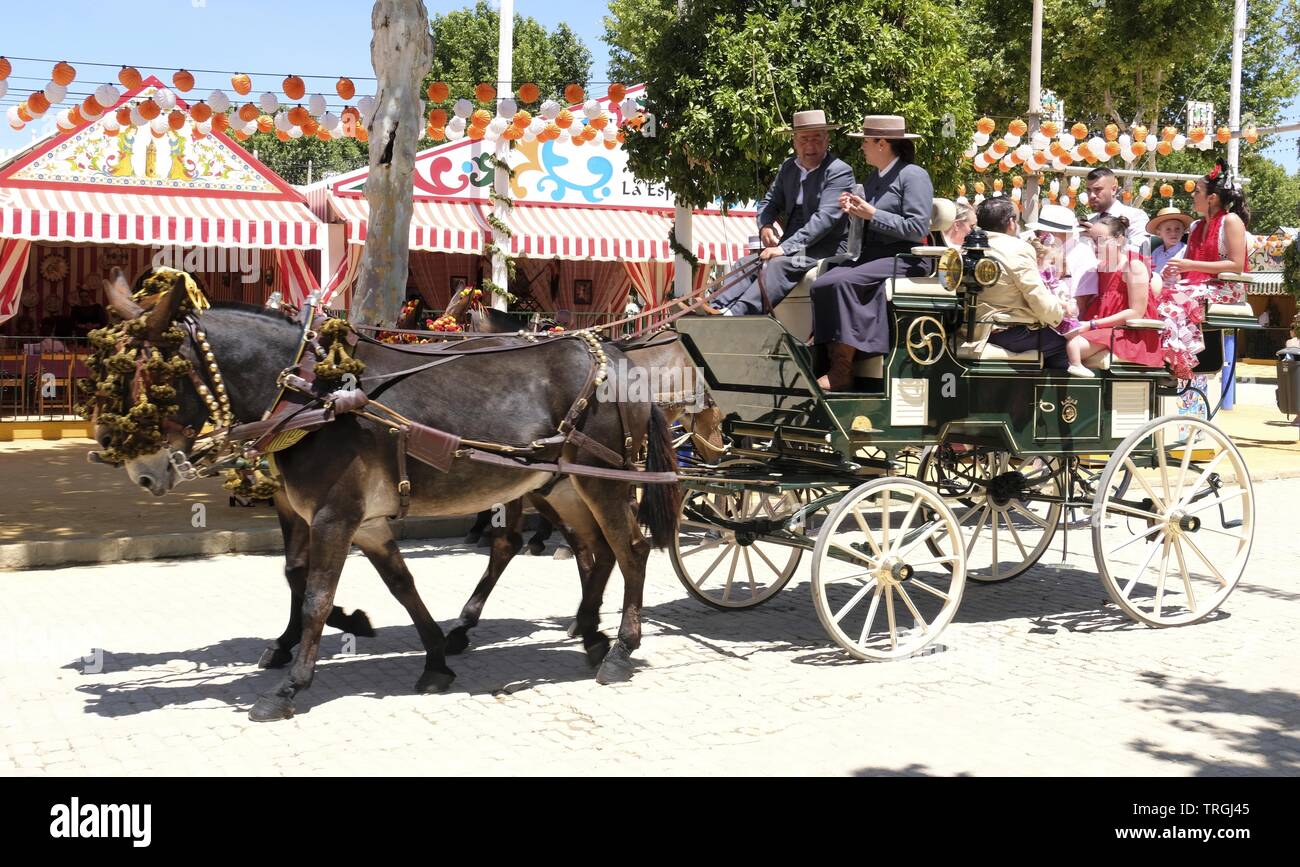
[1147,206,1193,234]
[777,109,840,134]
[848,114,920,140]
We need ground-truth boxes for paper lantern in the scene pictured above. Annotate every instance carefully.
[274,112,291,133]
[582,99,601,119]
[301,118,319,137]
[43,82,67,104]
[1070,122,1087,139]
[1144,134,1157,149]
[1086,136,1105,158]
[172,69,195,93]
[50,61,76,86]
[1007,118,1028,137]
[1105,141,1121,157]
[320,111,339,131]
[285,104,307,126]
[976,116,996,135]
[1040,120,1059,138]
[470,109,492,128]
[1138,184,1151,200]
[1078,191,1089,206]
[1103,123,1118,141]
[555,108,574,129]
[447,114,467,134]
[155,88,177,111]
[260,114,276,134]
[1172,133,1187,151]
[89,84,119,111]
[211,113,230,134]
[1184,180,1196,193]
[0,57,10,81]
[274,129,289,142]
[428,108,448,127]
[427,125,446,141]
[1118,134,1132,148]
[1119,146,1135,163]
[1156,140,1172,156]
[55,109,75,131]
[259,92,279,113]
[427,81,449,103]
[149,115,169,135]
[497,97,518,118]
[990,139,1008,156]
[1160,183,1174,198]
[1004,133,1021,148]
[115,106,132,126]
[1243,125,1258,144]
[446,124,465,141]
[475,82,496,103]
[316,127,332,141]
[80,95,101,117]
[972,131,990,147]
[467,124,485,141]
[166,109,185,131]
[1031,132,1050,151]
[564,84,585,104]
[208,90,231,113]
[973,193,985,206]
[137,96,162,119]
[1132,125,1148,142]
[1000,155,1016,171]
[234,129,250,141]
[231,73,253,95]
[336,77,355,101]
[1122,190,1134,203]
[129,106,145,127]
[119,66,143,90]
[1131,142,1147,158]
[238,102,259,122]
[517,82,540,104]
[306,93,326,117]
[283,75,305,100]
[357,95,376,122]
[102,115,120,134]
[512,110,532,129]
[1188,127,1206,143]
[1015,143,1033,161]
[1058,132,1076,151]
[453,98,473,119]
[0,80,5,102]
[963,144,978,160]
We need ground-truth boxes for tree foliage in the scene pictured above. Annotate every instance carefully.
[236,132,369,185]
[604,0,976,207]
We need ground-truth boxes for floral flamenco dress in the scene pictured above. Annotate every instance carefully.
[1083,250,1164,366]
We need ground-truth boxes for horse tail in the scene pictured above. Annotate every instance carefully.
[638,404,682,549]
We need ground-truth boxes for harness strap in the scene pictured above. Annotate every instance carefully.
[392,427,411,520]
[567,429,626,468]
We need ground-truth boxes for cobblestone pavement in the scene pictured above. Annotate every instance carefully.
[3,479,1297,777]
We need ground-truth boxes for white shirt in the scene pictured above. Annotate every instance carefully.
[879,157,899,177]
[1088,200,1149,249]
[1063,237,1100,297]
[794,162,814,206]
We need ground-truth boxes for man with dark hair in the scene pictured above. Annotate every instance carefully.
[707,109,855,315]
[1083,167,1149,247]
[970,198,1075,371]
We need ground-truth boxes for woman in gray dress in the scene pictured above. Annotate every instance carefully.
[810,115,934,391]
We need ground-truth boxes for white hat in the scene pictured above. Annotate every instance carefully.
[1024,203,1082,234]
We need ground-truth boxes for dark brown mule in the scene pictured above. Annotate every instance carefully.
[438,306,725,655]
[97,271,681,721]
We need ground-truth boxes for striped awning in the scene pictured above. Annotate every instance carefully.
[1248,273,1287,295]
[330,195,486,254]
[692,211,754,265]
[0,186,320,249]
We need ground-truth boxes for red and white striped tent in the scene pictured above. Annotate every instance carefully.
[0,76,324,330]
[306,85,755,315]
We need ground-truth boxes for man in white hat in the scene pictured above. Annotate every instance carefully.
[707,109,856,315]
[1025,202,1098,300]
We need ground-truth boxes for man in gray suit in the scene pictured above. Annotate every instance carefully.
[707,110,856,315]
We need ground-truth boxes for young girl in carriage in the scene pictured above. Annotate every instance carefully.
[1070,215,1166,369]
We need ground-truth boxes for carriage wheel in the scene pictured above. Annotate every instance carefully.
[916,447,1062,583]
[812,477,966,660]
[1091,415,1254,627]
[670,483,804,610]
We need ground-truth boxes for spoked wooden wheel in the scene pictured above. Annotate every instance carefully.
[812,477,967,660]
[1092,415,1254,627]
[917,447,1061,583]
[671,483,805,610]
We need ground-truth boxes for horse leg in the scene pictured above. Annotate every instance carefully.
[465,508,492,545]
[259,496,374,670]
[573,477,652,684]
[352,523,457,695]
[537,483,616,666]
[444,499,525,655]
[525,515,553,556]
[248,508,361,722]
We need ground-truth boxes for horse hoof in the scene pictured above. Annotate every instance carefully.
[526,541,546,556]
[248,694,295,722]
[595,643,634,684]
[415,668,456,694]
[566,620,580,638]
[257,646,293,669]
[342,609,376,638]
[444,627,470,656]
[553,546,573,561]
[463,532,482,545]
[584,634,611,668]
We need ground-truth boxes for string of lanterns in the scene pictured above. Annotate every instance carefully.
[0,57,647,150]
[955,115,1258,211]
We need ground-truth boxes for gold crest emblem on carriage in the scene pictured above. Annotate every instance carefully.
[1060,397,1079,424]
[905,316,946,366]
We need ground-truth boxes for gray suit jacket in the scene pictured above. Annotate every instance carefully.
[757,153,855,259]
[858,161,934,261]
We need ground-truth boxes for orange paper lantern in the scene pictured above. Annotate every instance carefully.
[275,129,290,142]
[336,77,355,101]
[502,126,522,141]
[608,83,627,103]
[257,114,274,133]
[168,110,186,131]
[1130,142,1147,157]
[512,110,531,128]
[238,103,259,123]
[316,127,332,141]
[426,81,449,103]
[428,108,448,127]
[231,73,252,95]
[1184,180,1196,193]
[211,113,229,133]
[1162,126,1178,141]
[26,92,51,115]
[427,126,446,141]
[0,57,10,81]
[1131,125,1149,142]
[115,107,132,126]
[1070,122,1088,139]
[81,95,101,116]
[16,104,32,123]
[301,119,319,137]
[283,75,306,101]
[467,125,485,141]
[234,129,250,141]
[543,122,561,140]
[356,126,368,143]
[589,114,609,131]
[287,105,310,126]
[976,116,996,134]
[1008,118,1028,136]
[564,84,584,104]
[470,109,492,128]
[517,82,540,103]
[1189,127,1206,143]
[474,82,496,103]
[119,66,143,90]
[1159,183,1174,198]
[1216,126,1231,143]
[555,108,574,129]
[67,107,85,127]
[1243,125,1258,143]
[1105,141,1121,157]
[190,101,212,123]
[52,61,76,86]
[172,69,195,93]
[1156,141,1172,156]
[1104,123,1119,141]
[1040,120,1059,138]
[138,98,162,120]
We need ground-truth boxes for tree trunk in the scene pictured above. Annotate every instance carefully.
[350,0,433,327]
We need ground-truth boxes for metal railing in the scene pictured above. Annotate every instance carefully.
[0,336,93,421]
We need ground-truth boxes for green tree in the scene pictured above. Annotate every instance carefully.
[237,132,369,185]
[604,0,976,207]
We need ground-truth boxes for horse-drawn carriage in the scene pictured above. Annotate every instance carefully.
[670,199,1261,660]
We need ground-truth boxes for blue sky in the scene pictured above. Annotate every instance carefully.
[1,0,1296,172]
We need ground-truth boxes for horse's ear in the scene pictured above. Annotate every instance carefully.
[103,267,143,320]
[145,273,188,338]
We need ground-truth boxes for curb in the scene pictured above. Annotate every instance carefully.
[0,516,475,571]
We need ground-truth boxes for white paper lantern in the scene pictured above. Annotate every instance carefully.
[275,112,292,132]
[259,92,280,113]
[242,119,258,135]
[447,114,467,134]
[320,112,339,131]
[539,99,561,121]
[93,83,119,109]
[308,94,327,117]
[1049,179,1060,195]
[82,103,104,122]
[1031,132,1050,150]
[1139,184,1152,199]
[155,88,177,110]
[1052,157,1067,172]
[288,126,303,139]
[1000,155,1016,172]
[209,90,231,113]
[973,193,985,206]
[1069,146,1084,162]
[196,120,212,136]
[972,131,990,147]
[973,154,989,170]
[582,99,600,119]
[44,82,68,103]
[1011,187,1022,201]
[1004,133,1021,148]
[604,126,617,141]
[619,97,639,119]
[1171,133,1187,151]
[446,125,465,141]
[1087,137,1106,159]
[497,97,517,118]
[7,107,23,130]
[1118,134,1132,148]
[55,109,74,130]
[962,143,978,159]
[1014,144,1032,162]
[1069,175,1081,190]
[1144,134,1157,149]
[357,95,376,122]
[956,195,969,205]
[0,80,7,102]
[1119,146,1135,163]
[527,117,546,136]
[130,106,146,127]
[1060,195,1072,209]
[149,115,169,134]
[1058,132,1076,150]
[487,117,508,137]
[1079,191,1089,206]
[102,116,120,135]
[522,130,537,143]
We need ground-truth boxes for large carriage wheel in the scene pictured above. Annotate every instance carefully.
[812,477,967,660]
[670,477,805,610]
[916,446,1061,583]
[1091,415,1254,627]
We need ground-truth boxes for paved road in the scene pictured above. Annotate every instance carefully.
[3,479,1298,776]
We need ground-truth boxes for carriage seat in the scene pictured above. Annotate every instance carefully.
[773,197,956,376]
